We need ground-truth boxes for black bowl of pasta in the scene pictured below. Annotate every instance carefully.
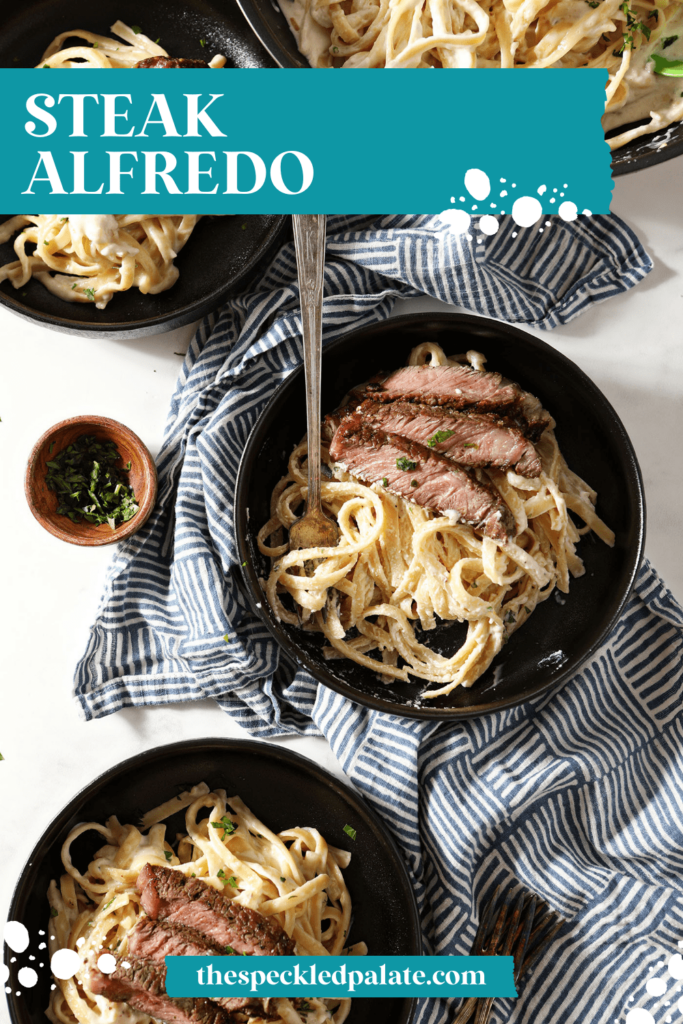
[4,738,421,1024]
[233,0,683,176]
[0,0,286,338]
[235,312,646,720]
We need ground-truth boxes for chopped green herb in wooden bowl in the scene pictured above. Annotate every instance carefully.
[25,415,157,546]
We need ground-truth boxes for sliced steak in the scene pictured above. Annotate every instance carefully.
[348,364,550,440]
[90,954,234,1024]
[129,918,269,1017]
[356,400,541,477]
[137,864,294,957]
[134,56,210,68]
[329,415,514,541]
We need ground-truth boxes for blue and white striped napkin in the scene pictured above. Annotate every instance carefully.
[75,213,683,1024]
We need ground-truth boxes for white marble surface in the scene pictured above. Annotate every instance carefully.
[1,159,682,1018]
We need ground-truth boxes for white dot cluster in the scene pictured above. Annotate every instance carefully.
[440,170,586,238]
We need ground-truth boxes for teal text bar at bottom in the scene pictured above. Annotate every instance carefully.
[165,955,516,998]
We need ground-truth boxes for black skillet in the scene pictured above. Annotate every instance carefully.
[0,0,287,338]
[234,312,646,720]
[4,738,421,1024]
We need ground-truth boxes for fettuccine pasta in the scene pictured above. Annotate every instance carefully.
[0,23,225,309]
[279,0,683,150]
[259,344,614,699]
[47,783,364,1024]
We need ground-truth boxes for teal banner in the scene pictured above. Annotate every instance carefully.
[0,68,612,214]
[164,954,517,998]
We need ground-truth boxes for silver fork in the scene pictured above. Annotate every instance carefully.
[452,886,565,1024]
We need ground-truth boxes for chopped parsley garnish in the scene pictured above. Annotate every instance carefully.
[225,944,238,955]
[212,815,237,839]
[241,560,247,567]
[585,2,600,8]
[650,53,683,74]
[44,435,139,529]
[613,1,651,54]
[217,869,237,887]
[131,25,142,33]
[343,824,357,841]
[224,634,231,643]
[504,610,515,625]
[410,479,418,487]
[331,46,339,53]
[71,283,78,290]
[92,41,99,47]
[280,877,286,882]
[662,35,679,47]
[83,287,96,301]
[164,850,173,862]
[382,477,388,487]
[427,428,455,447]
[462,442,479,449]
[50,907,59,918]
[49,442,55,454]
[103,898,115,911]
[199,38,206,47]
[471,580,478,589]
[42,64,50,68]
[396,456,417,472]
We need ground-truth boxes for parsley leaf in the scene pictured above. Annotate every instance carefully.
[396,456,417,472]
[427,428,455,447]
[211,815,237,839]
[164,850,173,862]
[343,824,357,841]
[662,34,679,48]
[44,435,139,530]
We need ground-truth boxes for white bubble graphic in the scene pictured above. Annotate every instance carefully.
[17,968,38,989]
[4,923,29,954]
[97,954,117,975]
[625,1010,655,1024]
[511,197,542,228]
[582,209,592,216]
[51,949,81,981]
[558,202,578,222]
[439,209,471,234]
[537,185,547,196]
[464,169,491,201]
[479,216,499,236]
[0,965,8,984]
[500,190,508,197]
[669,955,683,980]
[647,977,667,997]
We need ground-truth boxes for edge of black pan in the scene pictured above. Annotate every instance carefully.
[0,0,285,338]
[231,0,683,177]
[234,312,646,720]
[4,737,421,1024]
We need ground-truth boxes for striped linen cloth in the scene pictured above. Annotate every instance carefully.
[74,213,683,1023]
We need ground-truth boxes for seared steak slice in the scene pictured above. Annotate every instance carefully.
[129,918,269,1017]
[356,400,541,477]
[137,864,294,956]
[134,57,210,68]
[349,365,550,440]
[90,954,234,1024]
[329,416,514,541]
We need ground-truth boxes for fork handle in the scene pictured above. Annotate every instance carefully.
[292,214,326,515]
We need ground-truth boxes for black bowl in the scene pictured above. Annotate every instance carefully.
[235,312,646,720]
[0,0,286,338]
[232,0,683,177]
[4,738,421,1024]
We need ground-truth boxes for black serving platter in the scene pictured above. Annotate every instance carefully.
[0,0,287,338]
[235,312,646,720]
[4,738,421,1024]
[231,0,683,177]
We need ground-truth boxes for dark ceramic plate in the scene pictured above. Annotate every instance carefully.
[0,0,287,338]
[232,0,683,177]
[235,312,646,720]
[4,738,421,1024]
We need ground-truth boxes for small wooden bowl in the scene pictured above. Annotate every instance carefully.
[25,415,157,546]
